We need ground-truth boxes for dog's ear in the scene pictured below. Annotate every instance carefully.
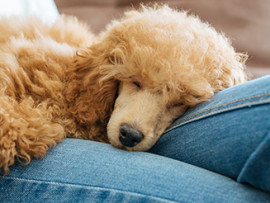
[64,43,118,139]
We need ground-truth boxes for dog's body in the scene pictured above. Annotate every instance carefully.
[0,6,246,174]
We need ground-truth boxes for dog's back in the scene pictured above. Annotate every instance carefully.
[0,15,96,175]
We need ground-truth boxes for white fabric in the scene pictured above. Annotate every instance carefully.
[0,0,59,24]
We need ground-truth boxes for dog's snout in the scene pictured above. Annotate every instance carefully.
[119,123,144,147]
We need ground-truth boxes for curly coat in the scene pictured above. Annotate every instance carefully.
[0,5,246,174]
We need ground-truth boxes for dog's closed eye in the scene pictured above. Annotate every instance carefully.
[132,81,142,89]
[168,102,185,108]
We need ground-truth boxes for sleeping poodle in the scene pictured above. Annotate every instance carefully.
[0,5,246,174]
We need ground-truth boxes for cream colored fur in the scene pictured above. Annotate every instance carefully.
[0,5,246,174]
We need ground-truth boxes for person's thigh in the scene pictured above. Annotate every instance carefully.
[1,139,269,202]
[150,76,270,192]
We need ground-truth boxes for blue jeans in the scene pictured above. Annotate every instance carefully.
[1,76,270,202]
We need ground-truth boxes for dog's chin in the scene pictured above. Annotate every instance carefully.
[108,133,159,152]
[112,143,155,152]
[124,145,154,152]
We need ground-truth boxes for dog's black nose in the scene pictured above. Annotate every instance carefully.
[119,123,144,147]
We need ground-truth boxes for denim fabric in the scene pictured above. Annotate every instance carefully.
[1,139,269,202]
[150,75,270,192]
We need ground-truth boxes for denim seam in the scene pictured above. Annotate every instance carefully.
[1,176,177,203]
[165,96,270,133]
[237,131,270,184]
[178,93,270,124]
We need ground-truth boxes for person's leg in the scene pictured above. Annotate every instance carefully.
[1,139,269,202]
[149,75,270,192]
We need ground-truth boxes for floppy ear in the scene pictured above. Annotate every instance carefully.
[64,43,118,141]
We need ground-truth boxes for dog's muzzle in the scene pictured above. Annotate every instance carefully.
[119,123,144,147]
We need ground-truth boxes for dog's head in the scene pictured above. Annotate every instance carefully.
[66,5,246,151]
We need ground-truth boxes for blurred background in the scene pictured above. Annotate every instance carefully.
[54,0,270,78]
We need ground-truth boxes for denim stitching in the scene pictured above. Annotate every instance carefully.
[175,93,270,125]
[0,176,177,203]
[165,94,270,133]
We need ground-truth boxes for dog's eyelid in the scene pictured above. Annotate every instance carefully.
[132,81,142,89]
[169,102,185,108]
